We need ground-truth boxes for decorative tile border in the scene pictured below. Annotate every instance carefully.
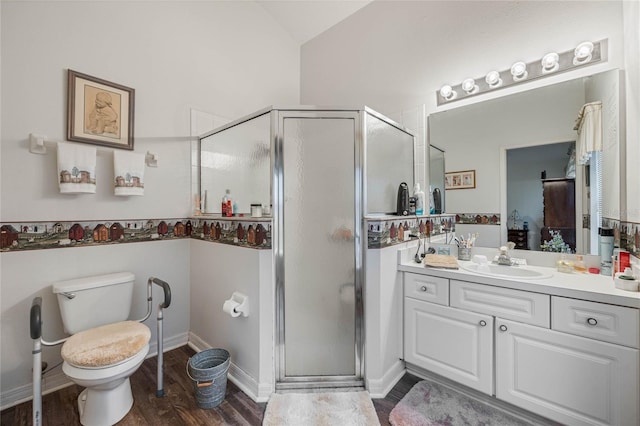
[602,217,640,258]
[367,215,456,249]
[0,216,273,252]
[190,217,271,249]
[454,213,501,225]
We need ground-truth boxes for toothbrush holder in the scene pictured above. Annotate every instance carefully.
[458,247,472,261]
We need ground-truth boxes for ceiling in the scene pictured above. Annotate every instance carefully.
[256,0,372,45]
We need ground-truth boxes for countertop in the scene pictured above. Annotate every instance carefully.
[399,258,640,309]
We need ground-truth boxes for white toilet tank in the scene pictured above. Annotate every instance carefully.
[52,272,136,334]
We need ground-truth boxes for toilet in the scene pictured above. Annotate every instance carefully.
[53,272,150,426]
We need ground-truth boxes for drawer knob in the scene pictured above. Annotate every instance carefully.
[586,317,598,326]
[499,324,508,332]
[420,285,428,292]
[479,320,487,327]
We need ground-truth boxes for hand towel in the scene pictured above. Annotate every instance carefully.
[574,101,602,165]
[57,142,97,194]
[114,151,145,196]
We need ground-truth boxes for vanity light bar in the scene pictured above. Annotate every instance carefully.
[436,39,606,106]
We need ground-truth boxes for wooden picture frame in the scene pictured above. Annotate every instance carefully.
[445,169,476,190]
[67,69,134,150]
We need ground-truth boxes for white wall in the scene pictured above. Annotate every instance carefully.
[189,240,273,402]
[300,0,630,228]
[301,1,623,117]
[0,240,190,408]
[365,244,406,398]
[1,1,299,221]
[0,0,299,408]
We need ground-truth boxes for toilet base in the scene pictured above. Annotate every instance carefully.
[77,378,133,426]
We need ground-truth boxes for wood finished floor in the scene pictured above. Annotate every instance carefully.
[2,345,419,425]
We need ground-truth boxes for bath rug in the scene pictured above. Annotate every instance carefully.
[262,390,380,426]
[389,380,533,426]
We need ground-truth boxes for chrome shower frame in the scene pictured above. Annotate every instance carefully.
[197,106,416,392]
[273,108,365,390]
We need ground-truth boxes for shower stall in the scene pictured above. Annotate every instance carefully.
[199,106,414,390]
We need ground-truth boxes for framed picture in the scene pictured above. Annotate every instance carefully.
[445,170,476,190]
[67,70,135,150]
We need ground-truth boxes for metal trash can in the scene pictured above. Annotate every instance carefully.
[187,348,230,409]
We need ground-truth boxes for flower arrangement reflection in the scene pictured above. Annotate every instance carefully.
[541,229,572,253]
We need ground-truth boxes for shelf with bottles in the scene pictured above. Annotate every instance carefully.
[192,213,273,222]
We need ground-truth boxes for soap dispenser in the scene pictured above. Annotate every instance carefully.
[414,183,425,215]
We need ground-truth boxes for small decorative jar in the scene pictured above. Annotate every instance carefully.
[251,204,263,217]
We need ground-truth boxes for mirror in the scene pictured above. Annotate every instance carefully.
[429,70,621,254]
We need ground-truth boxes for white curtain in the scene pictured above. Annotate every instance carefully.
[574,101,602,165]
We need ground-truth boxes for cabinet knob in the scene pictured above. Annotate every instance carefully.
[479,320,487,327]
[420,285,427,292]
[499,324,508,332]
[586,317,598,326]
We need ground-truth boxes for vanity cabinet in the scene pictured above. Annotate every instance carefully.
[404,296,494,394]
[403,271,639,426]
[496,318,639,426]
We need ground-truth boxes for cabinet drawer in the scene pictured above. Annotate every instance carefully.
[450,280,550,327]
[404,273,449,306]
[552,297,639,348]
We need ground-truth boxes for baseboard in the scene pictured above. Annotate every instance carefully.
[188,332,271,403]
[147,332,189,358]
[406,363,556,426]
[0,332,189,411]
[0,370,72,412]
[366,359,406,399]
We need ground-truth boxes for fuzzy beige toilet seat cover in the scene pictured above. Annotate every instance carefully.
[61,320,150,368]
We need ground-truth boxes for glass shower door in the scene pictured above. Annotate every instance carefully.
[276,111,362,386]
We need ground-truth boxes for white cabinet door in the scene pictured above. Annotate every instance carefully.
[496,319,639,426]
[404,298,494,395]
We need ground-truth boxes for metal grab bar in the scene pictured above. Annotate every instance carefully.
[30,297,42,340]
[136,277,172,397]
[151,277,171,309]
[30,297,66,426]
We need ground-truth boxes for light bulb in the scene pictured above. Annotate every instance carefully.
[574,41,594,65]
[541,52,559,73]
[461,78,478,94]
[485,70,502,88]
[510,61,528,81]
[439,84,456,100]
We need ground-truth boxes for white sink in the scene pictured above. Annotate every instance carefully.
[462,263,553,280]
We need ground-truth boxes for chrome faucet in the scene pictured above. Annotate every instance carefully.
[496,246,512,266]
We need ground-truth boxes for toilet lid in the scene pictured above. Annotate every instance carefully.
[61,321,151,368]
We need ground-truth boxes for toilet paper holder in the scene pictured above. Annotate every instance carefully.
[224,292,249,317]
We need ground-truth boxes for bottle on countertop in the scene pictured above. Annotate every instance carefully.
[573,255,587,273]
[222,189,232,217]
[599,227,614,275]
[556,254,574,273]
[414,183,425,215]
